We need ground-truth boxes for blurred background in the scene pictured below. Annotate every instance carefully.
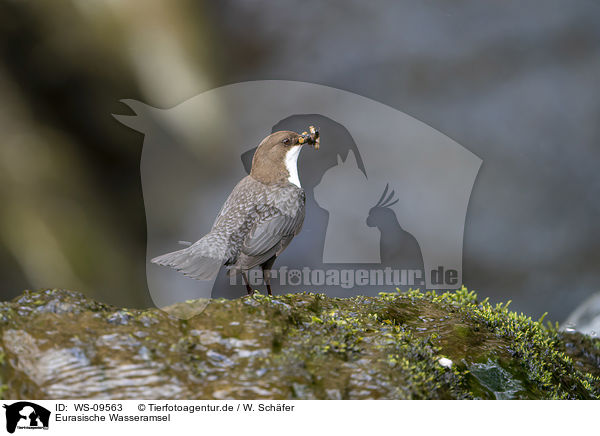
[0,0,598,321]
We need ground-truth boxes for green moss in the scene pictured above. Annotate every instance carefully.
[0,287,598,399]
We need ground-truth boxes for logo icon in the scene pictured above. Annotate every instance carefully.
[3,402,50,433]
[114,80,481,316]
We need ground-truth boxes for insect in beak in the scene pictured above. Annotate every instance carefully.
[299,126,320,149]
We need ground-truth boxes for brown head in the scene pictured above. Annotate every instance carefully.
[250,127,319,187]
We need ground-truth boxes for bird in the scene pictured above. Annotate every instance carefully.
[151,126,320,296]
[366,184,424,272]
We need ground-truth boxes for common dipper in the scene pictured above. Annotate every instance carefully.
[152,126,320,296]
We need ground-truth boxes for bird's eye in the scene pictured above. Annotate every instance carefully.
[282,138,291,145]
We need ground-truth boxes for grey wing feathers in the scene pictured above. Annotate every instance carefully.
[231,205,305,271]
[243,212,303,256]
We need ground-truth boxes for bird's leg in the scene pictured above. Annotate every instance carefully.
[241,271,253,295]
[262,266,273,296]
[261,257,277,296]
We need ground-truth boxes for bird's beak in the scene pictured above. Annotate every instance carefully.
[298,125,320,149]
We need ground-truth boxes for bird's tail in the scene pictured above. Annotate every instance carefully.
[151,233,227,280]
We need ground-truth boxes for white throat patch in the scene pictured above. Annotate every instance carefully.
[285,145,303,188]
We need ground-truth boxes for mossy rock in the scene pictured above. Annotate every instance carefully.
[0,287,598,399]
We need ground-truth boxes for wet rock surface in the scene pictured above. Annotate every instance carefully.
[0,288,599,399]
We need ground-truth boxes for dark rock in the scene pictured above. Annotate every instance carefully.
[0,288,598,399]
